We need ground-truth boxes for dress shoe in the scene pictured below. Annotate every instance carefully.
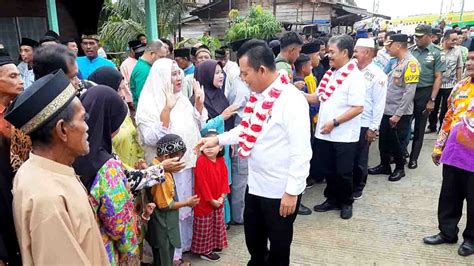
[313,200,340,212]
[298,204,312,215]
[388,169,405,182]
[408,160,418,169]
[352,191,363,200]
[340,204,353,219]
[458,240,474,256]
[423,233,457,245]
[425,128,437,134]
[368,164,392,175]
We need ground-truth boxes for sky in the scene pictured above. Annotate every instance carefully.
[355,0,474,19]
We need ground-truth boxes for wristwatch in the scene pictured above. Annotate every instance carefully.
[333,118,340,127]
[430,96,436,102]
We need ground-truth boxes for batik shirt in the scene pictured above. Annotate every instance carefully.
[434,77,474,156]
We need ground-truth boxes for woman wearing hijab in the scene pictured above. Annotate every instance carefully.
[73,85,169,265]
[193,59,239,225]
[88,66,144,168]
[136,58,207,264]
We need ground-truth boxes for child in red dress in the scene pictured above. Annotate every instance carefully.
[192,131,230,262]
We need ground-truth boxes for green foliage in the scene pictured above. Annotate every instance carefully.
[197,35,222,53]
[224,5,282,42]
[99,0,187,55]
[157,0,188,38]
[175,35,222,54]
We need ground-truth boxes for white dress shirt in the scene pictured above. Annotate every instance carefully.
[218,73,312,199]
[315,64,366,143]
[224,61,250,119]
[360,62,388,131]
[17,62,35,89]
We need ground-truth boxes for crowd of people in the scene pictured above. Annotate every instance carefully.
[0,21,473,266]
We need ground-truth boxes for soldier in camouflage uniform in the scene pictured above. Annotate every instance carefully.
[406,24,446,169]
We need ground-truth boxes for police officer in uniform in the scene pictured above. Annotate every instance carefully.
[368,34,420,181]
[407,24,446,169]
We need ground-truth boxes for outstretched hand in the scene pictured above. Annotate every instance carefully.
[194,136,219,155]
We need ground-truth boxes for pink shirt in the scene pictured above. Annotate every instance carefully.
[119,57,137,104]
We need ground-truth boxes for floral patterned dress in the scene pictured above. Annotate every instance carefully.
[89,158,165,265]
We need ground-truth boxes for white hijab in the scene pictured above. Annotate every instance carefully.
[136,58,201,168]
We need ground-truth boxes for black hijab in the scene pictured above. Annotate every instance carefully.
[88,66,123,91]
[73,85,128,191]
[194,60,234,131]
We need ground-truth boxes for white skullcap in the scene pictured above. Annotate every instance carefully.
[355,38,375,48]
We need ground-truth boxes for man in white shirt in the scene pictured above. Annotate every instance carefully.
[18,38,39,89]
[352,38,387,199]
[305,35,365,219]
[196,39,312,265]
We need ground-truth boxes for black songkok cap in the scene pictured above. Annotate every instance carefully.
[215,48,226,58]
[268,39,281,56]
[0,48,14,67]
[384,34,409,45]
[301,41,321,54]
[39,30,60,44]
[128,40,141,49]
[5,69,76,134]
[174,48,191,58]
[190,47,198,57]
[20,38,39,48]
[469,38,474,52]
[279,32,303,49]
[156,134,187,157]
[229,38,251,52]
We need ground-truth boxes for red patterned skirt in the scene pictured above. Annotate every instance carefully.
[191,208,228,254]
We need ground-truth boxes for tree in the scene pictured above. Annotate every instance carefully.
[99,0,187,53]
[225,5,282,42]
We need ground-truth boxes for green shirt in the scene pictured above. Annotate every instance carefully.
[130,58,152,107]
[409,43,446,88]
[275,55,294,82]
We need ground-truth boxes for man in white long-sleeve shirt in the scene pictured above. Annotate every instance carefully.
[196,39,312,266]
[352,38,388,199]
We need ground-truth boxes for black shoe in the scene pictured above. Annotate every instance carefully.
[298,204,312,215]
[368,164,392,175]
[388,169,405,182]
[408,160,418,169]
[352,191,363,200]
[313,200,340,212]
[458,240,474,256]
[213,248,223,254]
[340,204,353,219]
[306,178,316,189]
[426,128,436,134]
[423,233,458,245]
[200,252,221,262]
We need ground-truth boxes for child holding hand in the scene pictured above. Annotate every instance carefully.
[146,134,200,266]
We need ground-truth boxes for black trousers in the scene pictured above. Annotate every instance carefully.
[409,86,432,162]
[314,138,357,205]
[428,88,452,132]
[353,127,370,194]
[438,164,474,241]
[244,189,301,266]
[309,136,324,182]
[379,115,411,169]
